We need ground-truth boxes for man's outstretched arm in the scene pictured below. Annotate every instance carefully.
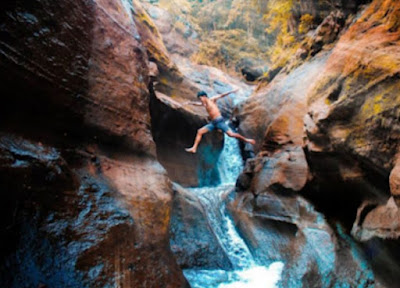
[210,88,239,102]
[181,100,203,107]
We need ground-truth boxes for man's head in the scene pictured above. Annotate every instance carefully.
[197,91,208,99]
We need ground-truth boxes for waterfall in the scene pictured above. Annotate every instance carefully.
[183,134,284,288]
[217,135,244,185]
[189,185,255,269]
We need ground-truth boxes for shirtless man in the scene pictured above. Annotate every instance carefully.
[184,90,256,154]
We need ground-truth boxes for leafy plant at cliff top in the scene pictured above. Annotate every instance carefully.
[225,0,266,36]
[158,0,192,17]
[191,29,264,71]
[299,14,314,34]
[151,0,333,76]
[263,0,302,70]
[195,0,231,31]
[189,0,270,75]
[264,0,294,35]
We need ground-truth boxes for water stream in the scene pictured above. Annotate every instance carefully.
[183,135,284,288]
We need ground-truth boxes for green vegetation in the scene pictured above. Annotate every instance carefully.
[191,29,264,71]
[147,0,337,77]
[299,14,314,34]
[154,0,270,75]
[191,0,271,74]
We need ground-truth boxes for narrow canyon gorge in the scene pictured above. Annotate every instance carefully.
[0,0,399,287]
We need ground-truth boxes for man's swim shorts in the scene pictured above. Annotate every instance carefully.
[203,116,231,133]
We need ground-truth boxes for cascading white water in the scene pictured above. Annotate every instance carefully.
[183,133,284,288]
[217,135,244,185]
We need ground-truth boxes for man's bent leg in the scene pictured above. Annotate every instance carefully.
[226,130,256,145]
[185,127,210,153]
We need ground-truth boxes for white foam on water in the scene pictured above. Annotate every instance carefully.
[184,262,284,288]
[219,263,285,288]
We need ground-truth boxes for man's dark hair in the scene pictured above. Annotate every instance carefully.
[197,91,208,98]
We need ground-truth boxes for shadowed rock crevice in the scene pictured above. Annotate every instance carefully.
[149,87,223,187]
[360,238,400,287]
[302,150,391,230]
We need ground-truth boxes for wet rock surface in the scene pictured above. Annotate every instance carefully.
[169,184,232,269]
[236,146,309,196]
[229,191,375,288]
[0,135,188,288]
[0,0,189,287]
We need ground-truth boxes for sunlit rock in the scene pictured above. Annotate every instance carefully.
[304,2,400,278]
[390,157,400,207]
[353,198,400,241]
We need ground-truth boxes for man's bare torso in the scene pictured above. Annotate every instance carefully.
[204,98,221,120]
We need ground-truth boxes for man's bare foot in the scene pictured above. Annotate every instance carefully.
[185,147,197,153]
[247,139,256,145]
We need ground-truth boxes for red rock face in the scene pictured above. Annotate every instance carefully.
[390,157,400,205]
[0,0,154,155]
[234,0,400,286]
[140,3,198,58]
[235,52,328,196]
[131,0,199,100]
[0,0,189,287]
[86,0,155,155]
[307,0,400,168]
[237,0,400,234]
[304,0,400,239]
[0,135,188,287]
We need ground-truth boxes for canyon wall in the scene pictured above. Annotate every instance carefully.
[2,0,400,287]
[0,0,189,287]
[234,0,400,286]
